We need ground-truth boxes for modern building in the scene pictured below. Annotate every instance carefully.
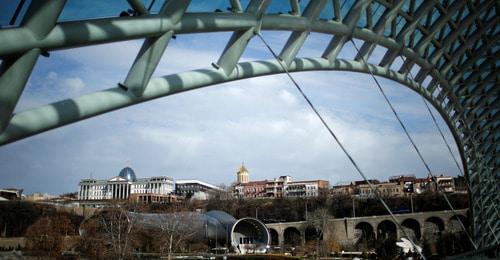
[284,180,330,197]
[78,167,174,201]
[175,179,223,199]
[435,175,456,193]
[0,188,23,201]
[265,176,291,198]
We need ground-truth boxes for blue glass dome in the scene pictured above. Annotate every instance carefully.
[118,167,136,182]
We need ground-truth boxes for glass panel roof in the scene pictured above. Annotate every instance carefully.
[59,0,130,21]
[401,0,411,13]
[371,2,386,26]
[0,0,31,27]
[186,0,233,13]
[340,0,354,19]
[319,0,334,20]
[264,1,288,14]
[357,9,367,28]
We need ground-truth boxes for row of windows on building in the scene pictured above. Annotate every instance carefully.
[77,168,221,201]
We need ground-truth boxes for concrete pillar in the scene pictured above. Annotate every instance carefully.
[300,228,305,246]
[278,228,285,248]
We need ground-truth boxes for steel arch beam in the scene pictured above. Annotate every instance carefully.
[0,58,452,146]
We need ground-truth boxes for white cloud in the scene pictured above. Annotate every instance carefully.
[63,77,85,92]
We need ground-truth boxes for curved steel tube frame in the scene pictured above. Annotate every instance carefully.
[0,0,498,248]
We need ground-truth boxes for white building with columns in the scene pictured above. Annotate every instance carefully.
[78,167,174,200]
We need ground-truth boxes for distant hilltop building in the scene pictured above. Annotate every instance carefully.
[77,166,222,203]
[232,164,329,199]
[25,192,57,201]
[330,174,456,197]
[0,188,23,201]
[175,179,223,199]
[78,166,175,202]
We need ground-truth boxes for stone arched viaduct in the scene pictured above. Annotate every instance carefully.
[266,209,468,247]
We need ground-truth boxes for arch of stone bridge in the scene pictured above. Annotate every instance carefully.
[354,221,376,244]
[424,216,446,241]
[0,0,497,248]
[305,225,322,243]
[283,226,302,247]
[268,228,280,246]
[401,218,422,241]
[377,220,398,240]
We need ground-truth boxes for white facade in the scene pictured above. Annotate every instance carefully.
[78,167,174,200]
[284,182,319,197]
[175,179,223,199]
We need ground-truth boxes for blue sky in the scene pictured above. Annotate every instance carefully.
[0,1,463,195]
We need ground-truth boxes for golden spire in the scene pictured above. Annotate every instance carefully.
[236,162,249,184]
[238,162,248,173]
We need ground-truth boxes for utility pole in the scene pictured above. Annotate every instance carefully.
[410,193,414,213]
[352,196,356,218]
[305,201,308,221]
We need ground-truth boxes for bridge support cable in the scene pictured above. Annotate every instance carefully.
[400,57,500,245]
[350,39,479,250]
[255,33,426,260]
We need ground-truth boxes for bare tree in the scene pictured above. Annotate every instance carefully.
[80,201,139,259]
[101,202,139,259]
[154,213,203,259]
[306,208,331,257]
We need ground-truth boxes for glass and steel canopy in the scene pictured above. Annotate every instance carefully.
[0,0,498,249]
